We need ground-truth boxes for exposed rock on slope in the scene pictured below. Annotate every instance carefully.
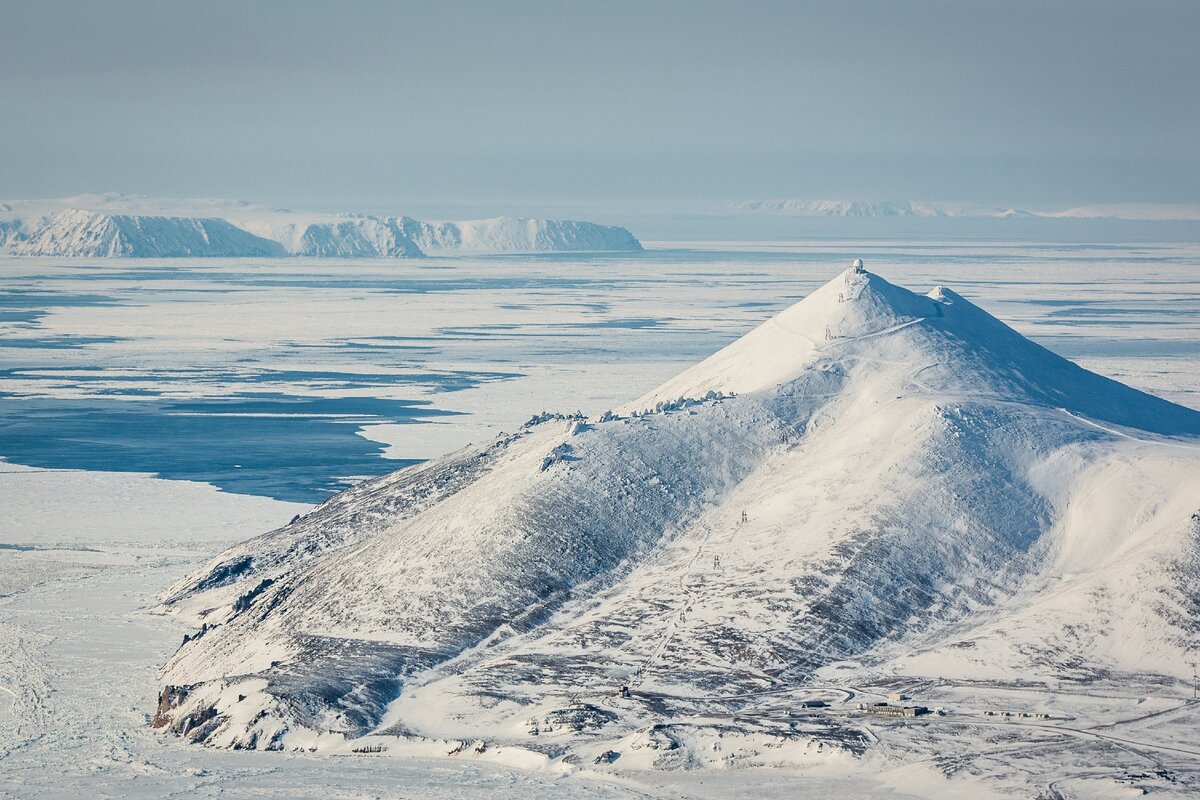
[154,266,1200,764]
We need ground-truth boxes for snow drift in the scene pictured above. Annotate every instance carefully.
[153,265,1200,764]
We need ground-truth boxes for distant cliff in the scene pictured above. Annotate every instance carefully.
[12,209,285,258]
[1,194,643,258]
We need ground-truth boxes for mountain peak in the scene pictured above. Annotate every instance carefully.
[622,263,941,411]
[624,265,1200,438]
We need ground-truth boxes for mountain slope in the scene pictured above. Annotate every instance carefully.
[153,266,1200,768]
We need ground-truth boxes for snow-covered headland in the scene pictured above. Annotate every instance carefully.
[147,264,1200,795]
[735,197,1200,221]
[0,193,642,257]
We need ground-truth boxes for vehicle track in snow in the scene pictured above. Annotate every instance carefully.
[630,521,720,689]
[1058,408,1200,451]
[0,618,52,758]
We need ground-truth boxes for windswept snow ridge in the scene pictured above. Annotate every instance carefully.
[153,265,1200,776]
[0,194,642,257]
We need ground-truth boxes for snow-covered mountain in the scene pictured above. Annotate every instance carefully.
[0,218,22,247]
[12,209,286,258]
[240,215,428,258]
[1041,202,1200,222]
[735,197,1200,221]
[410,216,644,255]
[152,265,1200,770]
[734,199,1032,218]
[240,215,641,257]
[0,194,643,257]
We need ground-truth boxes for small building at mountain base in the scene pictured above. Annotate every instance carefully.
[859,702,930,717]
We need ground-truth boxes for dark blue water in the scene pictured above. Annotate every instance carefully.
[1,335,126,349]
[0,393,457,503]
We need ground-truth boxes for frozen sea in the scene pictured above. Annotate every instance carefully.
[2,241,1197,503]
[1,241,1198,798]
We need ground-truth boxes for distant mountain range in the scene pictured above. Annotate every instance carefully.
[735,198,1200,221]
[0,194,643,257]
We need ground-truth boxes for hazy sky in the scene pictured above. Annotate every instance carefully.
[2,0,1198,211]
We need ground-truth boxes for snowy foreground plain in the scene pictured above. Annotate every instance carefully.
[2,242,1199,798]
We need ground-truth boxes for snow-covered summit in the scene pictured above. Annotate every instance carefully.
[624,264,940,409]
[629,263,1197,435]
[152,263,1200,771]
